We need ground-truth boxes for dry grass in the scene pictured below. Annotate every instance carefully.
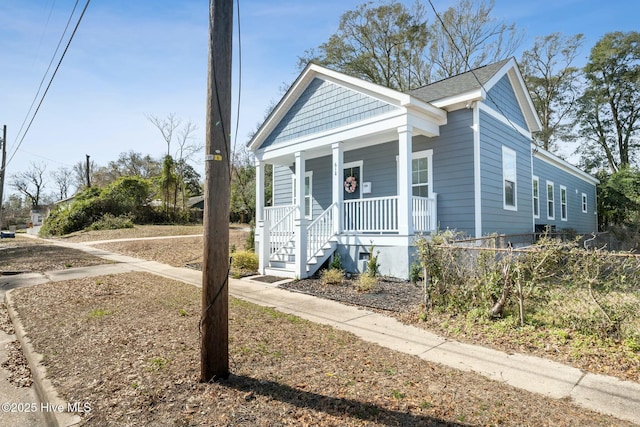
[57,224,206,242]
[9,273,634,427]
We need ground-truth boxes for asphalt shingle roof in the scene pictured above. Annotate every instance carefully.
[408,58,511,103]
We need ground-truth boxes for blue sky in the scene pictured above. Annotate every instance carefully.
[0,0,638,198]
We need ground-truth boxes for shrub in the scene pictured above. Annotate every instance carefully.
[330,252,343,271]
[230,250,258,278]
[86,214,134,231]
[320,268,343,285]
[355,274,377,293]
[365,242,380,278]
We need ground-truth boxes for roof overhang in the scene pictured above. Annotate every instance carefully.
[248,63,447,159]
[533,144,600,185]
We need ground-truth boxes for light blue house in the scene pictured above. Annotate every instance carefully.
[248,58,598,279]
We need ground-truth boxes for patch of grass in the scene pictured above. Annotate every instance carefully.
[148,357,169,371]
[178,308,188,317]
[391,389,406,399]
[88,308,110,318]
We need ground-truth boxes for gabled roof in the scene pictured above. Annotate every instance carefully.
[408,59,511,103]
[248,63,447,153]
[409,58,541,132]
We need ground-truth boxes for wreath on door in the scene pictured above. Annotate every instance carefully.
[344,172,358,194]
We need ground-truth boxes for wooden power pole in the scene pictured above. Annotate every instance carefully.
[85,154,91,188]
[201,0,233,382]
[0,126,6,230]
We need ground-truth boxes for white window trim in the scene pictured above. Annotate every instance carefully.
[581,192,588,213]
[532,175,540,219]
[547,180,555,220]
[502,146,517,211]
[560,185,568,221]
[411,149,433,198]
[344,160,363,199]
[291,171,313,220]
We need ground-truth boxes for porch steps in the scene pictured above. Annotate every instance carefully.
[267,239,337,278]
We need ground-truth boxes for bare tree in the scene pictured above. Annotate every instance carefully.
[147,113,181,157]
[429,0,523,80]
[175,121,202,209]
[50,167,74,200]
[73,159,98,190]
[10,162,47,208]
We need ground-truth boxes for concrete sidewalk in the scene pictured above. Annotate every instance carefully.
[2,239,640,426]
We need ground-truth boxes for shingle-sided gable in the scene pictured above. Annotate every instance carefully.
[485,75,527,129]
[259,78,399,149]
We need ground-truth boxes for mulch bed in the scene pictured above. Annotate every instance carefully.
[279,276,423,312]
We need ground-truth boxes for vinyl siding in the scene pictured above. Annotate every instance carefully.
[480,111,533,235]
[485,75,527,130]
[414,109,476,235]
[532,157,597,233]
[272,164,294,206]
[260,78,398,149]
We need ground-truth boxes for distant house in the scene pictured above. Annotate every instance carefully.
[248,58,598,279]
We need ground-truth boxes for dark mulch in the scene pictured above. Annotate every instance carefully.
[279,276,423,312]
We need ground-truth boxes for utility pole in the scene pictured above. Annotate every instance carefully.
[201,0,233,382]
[0,126,7,230]
[85,154,91,188]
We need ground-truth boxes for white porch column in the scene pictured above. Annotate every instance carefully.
[397,125,414,236]
[331,142,344,235]
[294,152,308,278]
[255,159,265,223]
[255,159,268,273]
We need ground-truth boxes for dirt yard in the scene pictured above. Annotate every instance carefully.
[8,272,634,427]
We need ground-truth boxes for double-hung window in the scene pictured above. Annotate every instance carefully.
[292,171,313,220]
[547,181,555,220]
[502,146,517,210]
[411,150,433,197]
[581,193,588,213]
[560,186,567,221]
[532,176,540,218]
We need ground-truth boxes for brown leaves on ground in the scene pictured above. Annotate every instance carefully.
[0,236,107,273]
[9,273,635,427]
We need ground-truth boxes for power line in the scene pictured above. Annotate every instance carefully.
[426,0,527,139]
[6,0,91,168]
[232,0,242,156]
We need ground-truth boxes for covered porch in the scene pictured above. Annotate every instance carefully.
[254,123,441,279]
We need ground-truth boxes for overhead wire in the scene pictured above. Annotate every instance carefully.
[426,0,528,139]
[232,0,242,158]
[6,0,91,168]
[13,0,80,157]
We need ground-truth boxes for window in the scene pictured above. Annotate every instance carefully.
[292,171,313,219]
[502,147,517,210]
[532,176,540,218]
[560,186,567,221]
[411,150,433,197]
[581,193,588,213]
[547,181,555,220]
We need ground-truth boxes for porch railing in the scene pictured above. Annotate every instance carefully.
[264,205,296,259]
[307,202,336,261]
[343,195,437,233]
[344,196,398,233]
[413,194,437,232]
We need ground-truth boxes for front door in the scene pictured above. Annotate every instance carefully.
[343,161,362,231]
[343,162,362,200]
